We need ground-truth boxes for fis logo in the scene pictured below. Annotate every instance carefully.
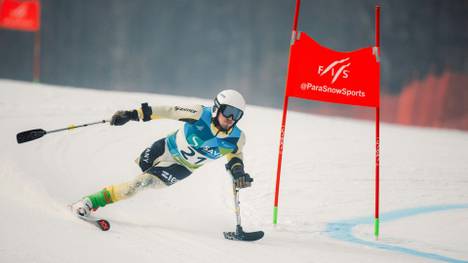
[317,58,350,84]
[12,5,28,18]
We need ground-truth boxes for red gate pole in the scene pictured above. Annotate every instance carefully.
[33,28,41,82]
[273,0,301,225]
[33,0,41,82]
[374,5,381,239]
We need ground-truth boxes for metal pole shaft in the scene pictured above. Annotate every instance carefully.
[233,185,241,226]
[46,120,109,134]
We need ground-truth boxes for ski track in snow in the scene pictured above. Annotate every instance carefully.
[1,79,467,263]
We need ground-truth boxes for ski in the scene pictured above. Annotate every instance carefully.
[223,225,264,241]
[77,214,111,231]
[69,203,110,231]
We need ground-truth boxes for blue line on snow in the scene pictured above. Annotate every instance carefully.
[325,204,468,263]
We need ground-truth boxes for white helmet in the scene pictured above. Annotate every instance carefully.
[212,89,246,124]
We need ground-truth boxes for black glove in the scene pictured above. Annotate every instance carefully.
[110,110,139,126]
[227,159,253,189]
[232,171,253,189]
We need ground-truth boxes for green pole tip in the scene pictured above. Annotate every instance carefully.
[273,206,278,224]
[374,218,380,239]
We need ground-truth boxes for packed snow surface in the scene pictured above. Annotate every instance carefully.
[1,80,467,263]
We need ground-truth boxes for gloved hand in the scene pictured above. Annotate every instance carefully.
[233,172,253,189]
[110,110,139,126]
[231,164,253,189]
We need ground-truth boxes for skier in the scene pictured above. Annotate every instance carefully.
[71,89,253,217]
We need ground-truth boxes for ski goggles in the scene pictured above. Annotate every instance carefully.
[219,104,244,121]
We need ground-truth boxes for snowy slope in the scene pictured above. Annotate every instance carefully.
[1,79,467,263]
